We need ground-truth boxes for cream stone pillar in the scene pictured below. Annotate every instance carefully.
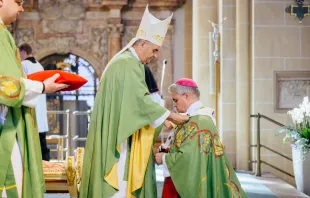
[192,0,217,109]
[107,5,125,60]
[108,24,123,60]
[236,0,250,170]
[184,0,193,79]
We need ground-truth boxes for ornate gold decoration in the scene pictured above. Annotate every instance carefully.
[56,62,71,70]
[75,147,84,192]
[0,77,20,98]
[136,29,146,37]
[224,183,240,198]
[198,176,207,198]
[174,122,198,148]
[175,128,183,147]
[225,164,230,179]
[65,156,78,197]
[66,156,76,186]
[0,81,18,96]
[223,163,241,198]
[151,34,164,44]
[213,135,224,158]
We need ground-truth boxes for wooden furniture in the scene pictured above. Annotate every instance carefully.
[43,147,84,197]
[43,136,165,196]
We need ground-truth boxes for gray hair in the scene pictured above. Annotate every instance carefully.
[168,84,200,98]
[132,39,152,46]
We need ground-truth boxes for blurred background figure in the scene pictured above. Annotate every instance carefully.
[19,42,50,161]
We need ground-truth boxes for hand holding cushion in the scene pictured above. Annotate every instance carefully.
[28,70,88,92]
[43,73,69,93]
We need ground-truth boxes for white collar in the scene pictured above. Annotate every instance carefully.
[129,47,141,62]
[185,101,216,125]
[185,101,203,115]
[163,101,216,148]
[0,18,4,25]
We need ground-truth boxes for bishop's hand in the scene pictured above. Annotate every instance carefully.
[164,120,174,130]
[154,152,165,165]
[167,112,189,125]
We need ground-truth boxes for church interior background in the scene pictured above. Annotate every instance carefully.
[9,0,310,197]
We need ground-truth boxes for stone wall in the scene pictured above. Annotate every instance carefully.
[185,0,310,186]
[252,0,310,185]
[16,0,184,90]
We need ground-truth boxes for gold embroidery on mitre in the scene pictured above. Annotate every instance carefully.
[136,29,146,37]
[167,21,171,28]
[151,34,164,44]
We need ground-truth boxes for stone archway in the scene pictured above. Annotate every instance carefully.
[36,47,103,78]
[39,52,99,152]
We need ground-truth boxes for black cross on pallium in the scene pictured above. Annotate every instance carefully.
[285,0,310,23]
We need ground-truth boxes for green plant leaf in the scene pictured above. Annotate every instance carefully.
[302,128,309,139]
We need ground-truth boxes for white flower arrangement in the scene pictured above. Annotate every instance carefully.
[277,96,310,160]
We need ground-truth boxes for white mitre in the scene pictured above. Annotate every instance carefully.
[101,5,173,78]
[136,5,173,46]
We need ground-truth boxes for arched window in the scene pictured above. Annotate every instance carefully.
[40,54,98,139]
[40,53,99,109]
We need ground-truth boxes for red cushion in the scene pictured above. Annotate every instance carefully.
[27,70,88,91]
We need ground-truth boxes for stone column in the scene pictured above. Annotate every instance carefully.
[236,0,250,170]
[107,3,126,60]
[108,24,123,60]
[184,1,193,79]
[192,0,217,110]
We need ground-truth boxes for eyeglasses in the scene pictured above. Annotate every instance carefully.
[172,93,185,103]
[15,0,24,6]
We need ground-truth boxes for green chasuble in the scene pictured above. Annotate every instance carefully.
[80,50,167,198]
[165,115,247,198]
[0,24,45,197]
